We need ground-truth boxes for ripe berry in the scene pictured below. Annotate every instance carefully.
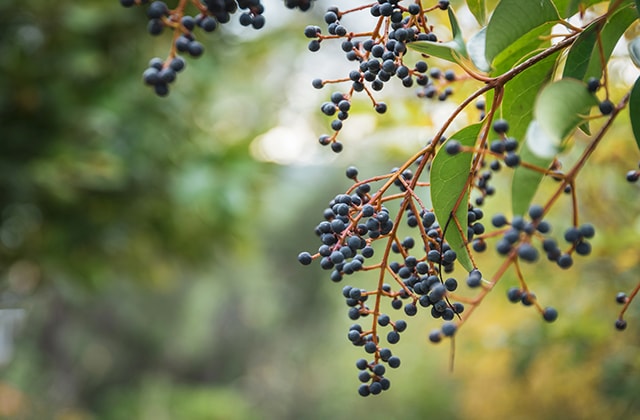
[517,243,539,262]
[388,356,401,368]
[358,384,370,397]
[387,330,400,344]
[375,103,387,114]
[147,1,169,19]
[528,204,544,220]
[557,254,573,269]
[615,319,627,330]
[586,77,600,92]
[445,140,462,155]
[428,330,442,343]
[437,0,450,10]
[507,287,522,303]
[616,292,628,304]
[298,251,313,265]
[542,307,558,322]
[599,99,614,115]
[493,119,509,134]
[626,170,640,182]
[441,322,457,336]
[504,152,520,167]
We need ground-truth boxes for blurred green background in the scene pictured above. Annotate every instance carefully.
[1,1,639,419]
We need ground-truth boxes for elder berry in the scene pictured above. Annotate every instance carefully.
[441,322,457,337]
[369,381,383,395]
[438,1,450,10]
[358,384,370,397]
[616,292,628,304]
[445,140,462,155]
[375,103,387,114]
[387,330,400,344]
[615,319,627,330]
[428,330,442,343]
[507,287,522,303]
[586,77,600,92]
[542,307,558,322]
[626,170,640,182]
[504,152,520,167]
[517,243,539,262]
[298,252,313,265]
[493,119,509,134]
[388,356,401,368]
[599,99,614,115]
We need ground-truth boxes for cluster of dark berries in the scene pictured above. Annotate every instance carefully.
[121,0,280,95]
[142,56,186,96]
[506,287,558,322]
[305,1,461,151]
[299,165,500,395]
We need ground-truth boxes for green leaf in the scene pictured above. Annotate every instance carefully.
[502,52,559,143]
[512,141,554,216]
[553,0,602,17]
[505,53,559,215]
[630,76,640,151]
[485,0,559,65]
[527,79,598,158]
[491,22,555,76]
[467,27,491,72]
[431,124,482,272]
[629,37,640,68]
[467,0,487,26]
[582,4,637,80]
[408,7,467,63]
[563,20,601,80]
[636,0,640,16]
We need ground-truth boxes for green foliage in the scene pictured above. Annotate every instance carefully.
[484,0,559,67]
[431,125,482,272]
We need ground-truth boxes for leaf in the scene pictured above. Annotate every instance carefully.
[408,41,464,64]
[431,124,482,272]
[467,0,487,26]
[553,0,603,17]
[408,7,467,63]
[630,76,640,151]
[563,20,601,80]
[630,37,640,68]
[582,4,637,81]
[502,52,559,143]
[512,140,554,216]
[534,79,598,150]
[636,0,640,16]
[467,27,491,72]
[504,53,559,215]
[485,0,559,65]
[491,22,555,76]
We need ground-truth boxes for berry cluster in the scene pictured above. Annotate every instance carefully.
[298,163,519,395]
[122,0,315,95]
[304,1,461,151]
[298,105,635,394]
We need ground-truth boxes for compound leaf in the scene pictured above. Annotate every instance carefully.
[431,124,482,272]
